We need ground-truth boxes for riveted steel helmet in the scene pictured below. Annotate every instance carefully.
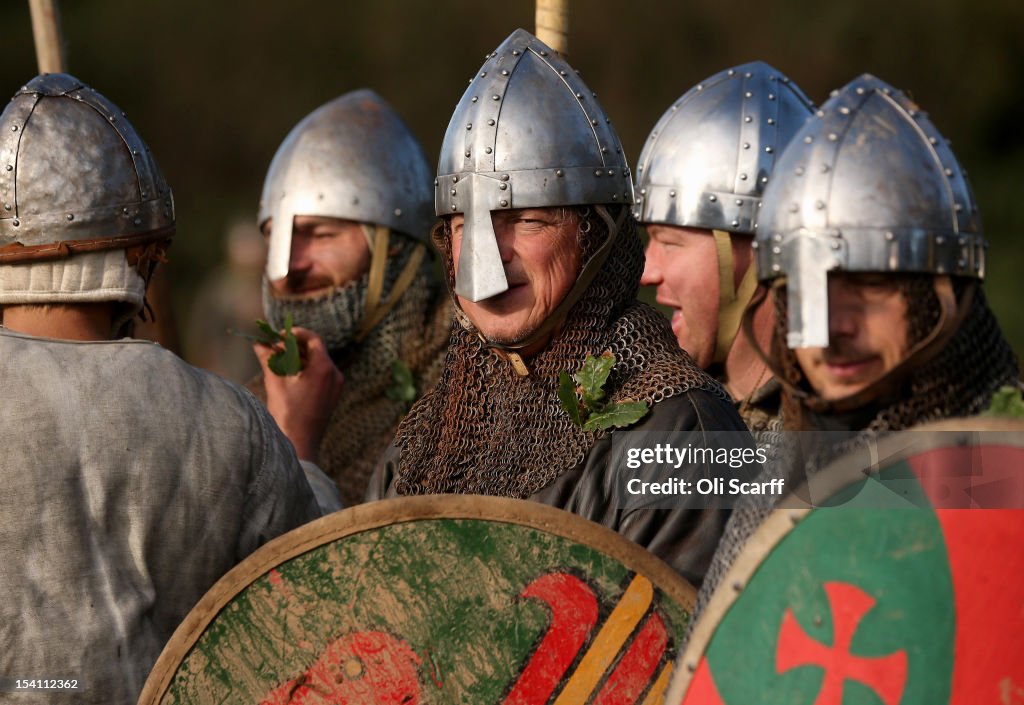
[755,74,984,349]
[435,28,634,302]
[0,73,174,264]
[260,89,435,281]
[634,61,813,235]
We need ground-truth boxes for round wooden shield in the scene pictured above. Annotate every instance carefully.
[668,416,1024,705]
[139,495,696,705]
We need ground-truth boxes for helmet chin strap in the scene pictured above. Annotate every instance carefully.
[355,224,427,343]
[456,205,624,376]
[712,229,758,365]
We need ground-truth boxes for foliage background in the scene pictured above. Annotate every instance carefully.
[3,0,1021,368]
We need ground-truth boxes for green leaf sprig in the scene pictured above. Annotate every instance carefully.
[228,314,302,376]
[983,385,1024,419]
[385,359,417,410]
[558,351,649,432]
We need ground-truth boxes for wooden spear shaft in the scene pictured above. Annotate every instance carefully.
[28,0,66,73]
[535,0,569,56]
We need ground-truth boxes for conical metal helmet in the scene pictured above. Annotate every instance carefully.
[260,89,434,281]
[634,61,814,234]
[755,74,985,349]
[435,28,634,302]
[0,73,174,263]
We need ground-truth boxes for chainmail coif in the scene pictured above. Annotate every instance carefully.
[393,208,728,498]
[256,241,451,506]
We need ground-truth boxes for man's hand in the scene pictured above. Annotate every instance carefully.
[253,327,344,462]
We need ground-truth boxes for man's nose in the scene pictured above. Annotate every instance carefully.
[288,238,313,275]
[492,221,515,263]
[640,242,662,286]
[827,282,860,340]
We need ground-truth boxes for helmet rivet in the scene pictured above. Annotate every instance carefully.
[709,194,718,202]
[669,190,676,198]
[929,136,938,145]
[591,119,598,126]
[856,86,865,95]
[821,164,830,173]
[132,149,139,156]
[696,84,704,91]
[394,208,402,217]
[768,93,776,100]
[773,234,783,243]
[885,231,895,241]
[471,96,478,103]
[727,69,735,76]
[512,50,520,56]
[761,176,769,184]
[612,194,618,200]
[936,236,945,245]
[559,70,567,76]
[500,199,509,207]
[831,241,841,250]
[795,167,805,176]
[752,241,759,250]
[839,106,851,115]
[466,123,472,130]
[732,219,740,227]
[499,183,507,190]
[743,142,751,150]
[487,119,495,126]
[451,205,457,212]
[944,168,953,176]
[500,174,510,181]
[540,50,548,57]
[744,116,752,123]
[5,165,11,171]
[501,70,509,76]
[828,133,838,142]
[601,147,608,154]
[607,169,614,176]
[765,146,774,154]
[744,72,753,78]
[816,110,825,118]
[954,203,963,212]
[10,125,17,132]
[640,188,646,195]
[452,176,459,183]
[804,136,813,144]
[740,173,748,180]
[12,218,20,226]
[744,91,753,99]
[485,147,493,154]
[815,200,825,210]
[133,218,142,226]
[66,213,74,221]
[575,92,583,99]
[492,95,500,101]
[735,199,743,206]
[959,237,967,245]
[451,189,457,196]
[479,72,486,78]
[772,246,781,255]
[123,207,130,214]
[3,204,9,211]
[464,150,471,158]
[767,118,775,125]
[555,169,564,177]
[772,264,781,272]
[594,170,602,177]
[434,179,439,186]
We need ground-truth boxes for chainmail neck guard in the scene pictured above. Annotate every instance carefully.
[258,244,451,506]
[393,210,728,498]
[262,274,366,353]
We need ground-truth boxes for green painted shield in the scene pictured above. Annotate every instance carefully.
[140,496,695,705]
[671,418,1024,705]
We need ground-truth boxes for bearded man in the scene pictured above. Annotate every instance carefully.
[0,74,321,705]
[253,90,451,507]
[754,74,1018,448]
[366,29,753,586]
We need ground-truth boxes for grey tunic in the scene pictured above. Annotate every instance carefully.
[0,329,321,704]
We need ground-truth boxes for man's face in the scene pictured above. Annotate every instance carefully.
[450,207,580,346]
[641,224,751,369]
[265,216,371,297]
[794,273,910,401]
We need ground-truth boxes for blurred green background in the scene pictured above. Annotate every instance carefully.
[3,0,1021,374]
